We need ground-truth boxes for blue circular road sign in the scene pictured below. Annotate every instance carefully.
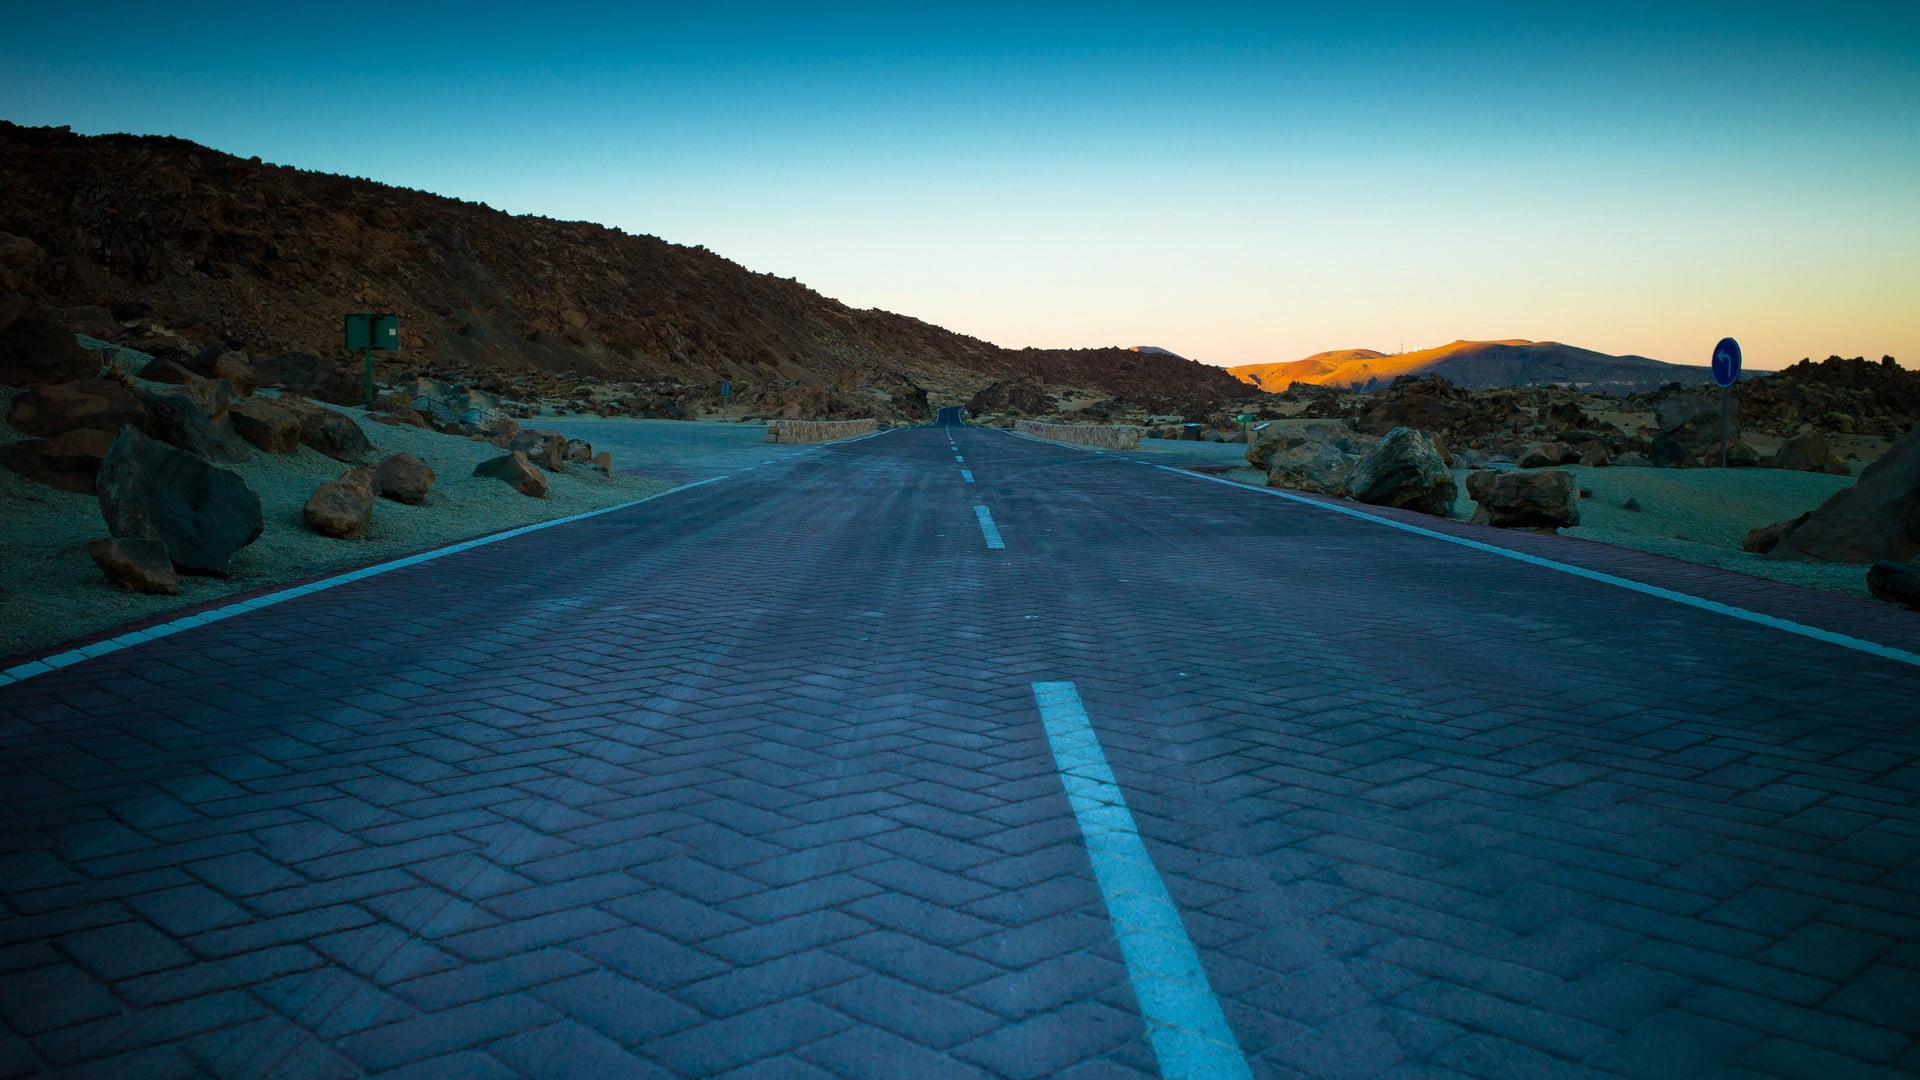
[1712,337,1741,388]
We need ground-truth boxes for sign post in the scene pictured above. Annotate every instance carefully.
[343,313,400,405]
[1235,413,1256,444]
[1711,337,1741,468]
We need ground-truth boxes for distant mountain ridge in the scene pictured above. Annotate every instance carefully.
[1229,340,1723,394]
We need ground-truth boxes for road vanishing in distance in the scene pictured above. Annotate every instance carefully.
[0,409,1915,1077]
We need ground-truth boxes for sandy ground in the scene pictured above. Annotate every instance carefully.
[0,388,677,660]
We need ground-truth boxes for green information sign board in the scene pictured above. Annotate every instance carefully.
[343,313,399,404]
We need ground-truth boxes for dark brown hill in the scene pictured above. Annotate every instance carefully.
[0,122,1245,410]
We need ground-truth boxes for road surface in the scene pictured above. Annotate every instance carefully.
[0,413,1915,1078]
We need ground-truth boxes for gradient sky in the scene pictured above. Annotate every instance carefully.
[5,2,1917,370]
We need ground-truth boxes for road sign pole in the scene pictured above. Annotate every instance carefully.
[363,345,374,406]
[1728,388,1743,468]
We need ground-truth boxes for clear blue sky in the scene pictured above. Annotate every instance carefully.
[5,1,1917,370]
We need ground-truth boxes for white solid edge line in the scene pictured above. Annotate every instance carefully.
[1031,681,1253,1080]
[973,504,1006,549]
[0,474,737,688]
[1159,465,1920,668]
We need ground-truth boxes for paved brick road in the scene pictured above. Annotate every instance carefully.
[0,417,1915,1078]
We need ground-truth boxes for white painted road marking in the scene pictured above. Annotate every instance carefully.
[973,505,1005,549]
[1161,466,1920,668]
[1031,682,1253,1080]
[0,475,737,688]
[955,455,965,462]
[961,470,974,483]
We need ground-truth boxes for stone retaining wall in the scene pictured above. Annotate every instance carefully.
[1013,419,1144,449]
[765,418,878,444]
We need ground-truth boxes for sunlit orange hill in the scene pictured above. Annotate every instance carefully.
[1229,340,1707,394]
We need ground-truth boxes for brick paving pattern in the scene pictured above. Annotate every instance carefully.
[0,417,1915,1077]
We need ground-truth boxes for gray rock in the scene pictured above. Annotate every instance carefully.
[1467,470,1580,529]
[1769,423,1920,563]
[304,467,376,539]
[88,536,178,594]
[1348,427,1457,515]
[140,384,249,463]
[96,426,262,575]
[1866,561,1920,609]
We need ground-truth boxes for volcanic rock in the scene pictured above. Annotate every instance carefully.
[305,466,377,538]
[138,357,200,384]
[1348,427,1457,515]
[590,450,613,474]
[279,395,373,461]
[0,316,98,385]
[966,380,1052,417]
[1726,441,1762,467]
[1743,514,1808,555]
[509,429,567,471]
[1355,375,1478,438]
[1264,442,1357,497]
[229,397,301,453]
[87,536,178,594]
[141,384,248,463]
[0,232,46,292]
[474,451,548,496]
[255,352,366,405]
[564,438,592,464]
[1648,434,1700,469]
[8,378,146,436]
[405,376,504,427]
[1518,443,1570,469]
[375,452,434,504]
[96,426,262,575]
[1654,393,1739,463]
[1771,425,1849,475]
[1866,561,1920,609]
[1768,423,1920,563]
[1574,440,1611,467]
[1467,470,1580,529]
[0,427,115,493]
[59,305,119,341]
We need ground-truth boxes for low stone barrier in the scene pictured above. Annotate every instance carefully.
[765,418,878,444]
[1013,419,1143,449]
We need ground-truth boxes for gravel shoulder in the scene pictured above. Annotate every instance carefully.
[1,390,677,660]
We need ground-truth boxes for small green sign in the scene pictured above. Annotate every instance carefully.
[1235,413,1256,423]
[344,313,400,352]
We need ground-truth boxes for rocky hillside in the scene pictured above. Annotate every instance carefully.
[0,122,1246,418]
[1230,340,1718,394]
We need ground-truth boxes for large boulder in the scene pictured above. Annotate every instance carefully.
[141,384,248,463]
[229,397,302,453]
[375,452,435,504]
[1866,561,1920,609]
[1742,513,1808,555]
[1347,427,1457,515]
[96,426,262,575]
[1654,393,1739,464]
[87,537,178,595]
[304,467,377,539]
[0,317,98,385]
[1263,442,1359,497]
[1648,433,1700,469]
[7,378,146,436]
[0,428,115,493]
[509,429,568,472]
[1770,425,1850,475]
[1467,470,1580,529]
[474,451,548,497]
[1769,423,1920,563]
[0,233,47,292]
[564,438,593,464]
[279,395,373,462]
